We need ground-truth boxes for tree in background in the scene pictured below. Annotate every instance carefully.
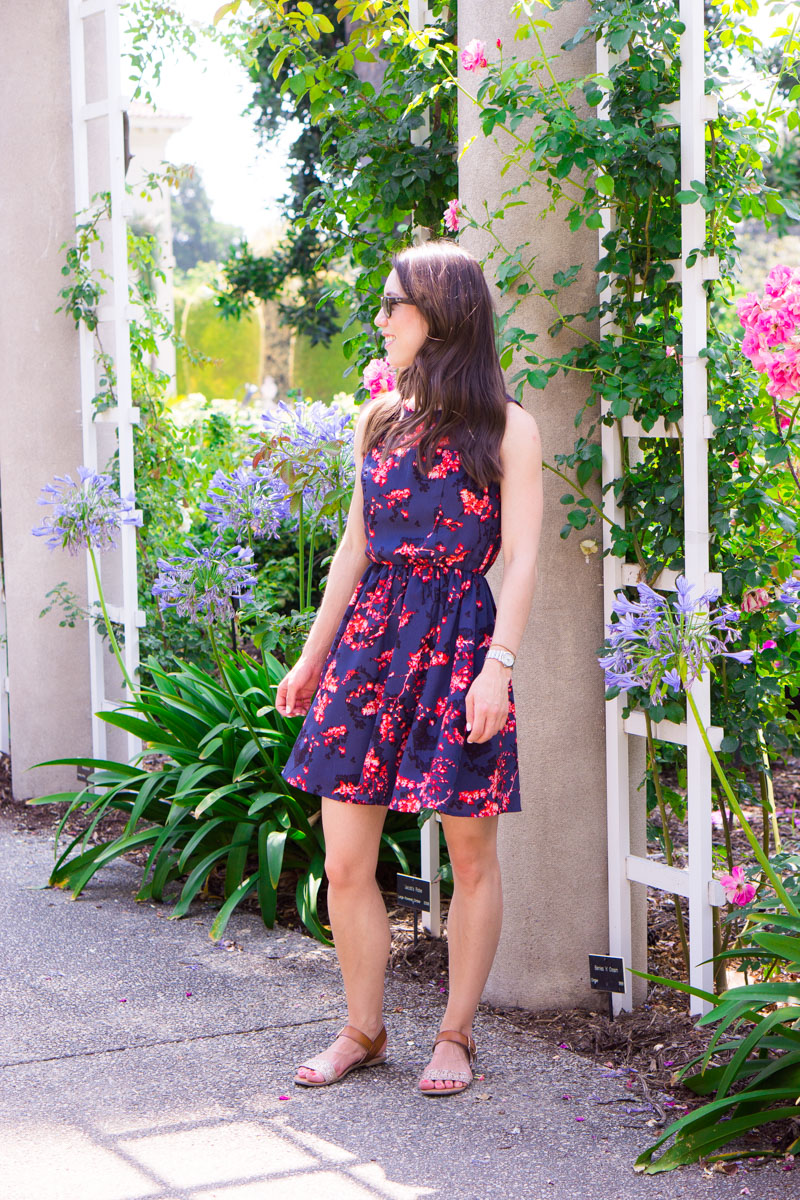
[172,168,244,273]
[214,1,458,363]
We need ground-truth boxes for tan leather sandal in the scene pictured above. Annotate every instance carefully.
[294,1024,388,1088]
[418,1029,477,1097]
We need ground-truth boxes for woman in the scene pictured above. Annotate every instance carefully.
[275,240,542,1096]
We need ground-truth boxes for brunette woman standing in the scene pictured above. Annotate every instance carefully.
[275,240,542,1095]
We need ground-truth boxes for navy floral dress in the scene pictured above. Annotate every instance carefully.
[281,398,522,818]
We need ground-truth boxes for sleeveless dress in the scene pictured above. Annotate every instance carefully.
[280,397,522,818]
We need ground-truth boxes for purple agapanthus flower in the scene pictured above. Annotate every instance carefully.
[199,465,291,541]
[599,575,754,698]
[152,542,257,625]
[256,398,355,536]
[33,466,141,555]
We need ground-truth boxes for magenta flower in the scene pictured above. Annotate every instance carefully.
[362,357,396,400]
[761,639,778,650]
[443,199,462,233]
[718,865,756,907]
[460,38,488,71]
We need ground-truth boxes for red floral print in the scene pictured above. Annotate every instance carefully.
[281,399,523,817]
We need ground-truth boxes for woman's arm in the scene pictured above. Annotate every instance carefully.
[275,401,376,718]
[465,402,543,744]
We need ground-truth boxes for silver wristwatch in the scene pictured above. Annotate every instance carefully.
[485,645,515,669]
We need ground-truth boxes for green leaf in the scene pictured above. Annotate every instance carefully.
[209,874,259,941]
[266,829,288,889]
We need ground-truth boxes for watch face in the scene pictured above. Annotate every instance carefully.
[489,647,514,667]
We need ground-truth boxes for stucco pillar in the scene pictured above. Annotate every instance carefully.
[458,3,646,1008]
[0,2,93,799]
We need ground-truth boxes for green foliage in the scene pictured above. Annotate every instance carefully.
[34,650,423,942]
[215,0,458,369]
[292,327,352,401]
[174,291,261,398]
[634,896,800,1172]
[171,169,244,272]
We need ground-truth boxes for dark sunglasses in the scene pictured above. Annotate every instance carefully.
[381,294,416,319]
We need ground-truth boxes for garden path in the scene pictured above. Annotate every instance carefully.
[0,815,796,1200]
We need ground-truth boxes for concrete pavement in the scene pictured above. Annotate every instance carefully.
[0,815,796,1200]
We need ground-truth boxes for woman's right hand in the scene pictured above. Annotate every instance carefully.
[275,654,324,719]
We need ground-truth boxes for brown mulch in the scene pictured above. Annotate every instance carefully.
[3,747,800,1156]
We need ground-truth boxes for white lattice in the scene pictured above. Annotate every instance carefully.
[600,0,721,1017]
[69,0,144,761]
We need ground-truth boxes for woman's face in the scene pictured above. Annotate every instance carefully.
[374,269,429,372]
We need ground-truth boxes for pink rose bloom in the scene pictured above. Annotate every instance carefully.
[741,587,770,612]
[780,414,791,431]
[443,199,462,233]
[718,865,756,907]
[460,38,488,72]
[781,286,800,323]
[764,264,795,301]
[737,292,761,330]
[755,306,797,347]
[766,348,800,401]
[761,639,778,650]
[362,357,396,399]
[665,344,677,358]
[741,328,776,373]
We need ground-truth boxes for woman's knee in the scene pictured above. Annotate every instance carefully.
[443,817,500,891]
[324,847,377,890]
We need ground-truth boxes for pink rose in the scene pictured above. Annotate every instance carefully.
[718,865,756,907]
[443,198,462,233]
[766,348,800,401]
[741,588,770,612]
[780,414,791,431]
[362,357,396,399]
[460,38,488,72]
[764,264,795,301]
[737,292,761,330]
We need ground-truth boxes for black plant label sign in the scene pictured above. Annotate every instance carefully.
[589,954,626,994]
[396,873,430,911]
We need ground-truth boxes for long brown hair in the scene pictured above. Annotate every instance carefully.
[362,242,509,489]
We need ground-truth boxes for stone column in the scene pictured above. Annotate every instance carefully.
[0,2,92,799]
[458,2,646,1008]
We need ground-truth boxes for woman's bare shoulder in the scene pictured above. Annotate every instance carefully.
[502,399,540,446]
[354,391,399,453]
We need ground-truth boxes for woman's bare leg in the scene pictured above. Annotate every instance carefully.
[295,797,390,1083]
[419,814,502,1093]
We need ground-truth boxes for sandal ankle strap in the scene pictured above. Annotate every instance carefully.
[338,1024,387,1058]
[434,1029,477,1063]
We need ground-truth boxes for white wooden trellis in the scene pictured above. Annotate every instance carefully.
[69,0,144,763]
[600,0,727,1018]
[408,0,441,937]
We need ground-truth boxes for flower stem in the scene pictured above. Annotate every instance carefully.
[645,713,690,978]
[297,494,305,613]
[208,625,280,784]
[686,690,798,916]
[88,545,136,695]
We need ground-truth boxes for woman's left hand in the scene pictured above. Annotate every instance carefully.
[464,661,511,744]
